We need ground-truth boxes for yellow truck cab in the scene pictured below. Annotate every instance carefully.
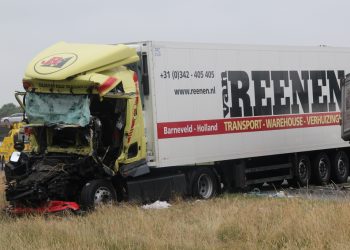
[5,42,149,209]
[23,42,147,166]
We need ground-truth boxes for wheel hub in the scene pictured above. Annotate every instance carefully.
[337,158,346,176]
[198,174,213,199]
[318,159,327,178]
[298,160,307,178]
[94,187,113,205]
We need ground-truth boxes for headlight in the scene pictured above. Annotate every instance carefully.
[10,152,21,163]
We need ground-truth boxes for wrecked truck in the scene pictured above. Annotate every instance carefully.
[5,41,350,212]
[5,42,150,211]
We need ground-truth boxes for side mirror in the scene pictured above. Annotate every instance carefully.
[14,141,25,152]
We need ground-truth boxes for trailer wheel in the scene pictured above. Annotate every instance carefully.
[191,168,218,199]
[80,179,117,210]
[291,154,311,187]
[331,151,349,183]
[313,152,331,185]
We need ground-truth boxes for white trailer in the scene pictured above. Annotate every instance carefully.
[126,42,350,198]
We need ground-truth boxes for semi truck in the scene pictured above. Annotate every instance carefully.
[5,41,350,212]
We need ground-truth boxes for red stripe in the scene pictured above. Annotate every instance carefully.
[98,77,117,94]
[157,112,341,139]
[127,74,139,143]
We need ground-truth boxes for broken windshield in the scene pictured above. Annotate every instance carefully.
[25,92,90,127]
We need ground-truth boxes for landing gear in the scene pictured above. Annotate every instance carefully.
[269,180,284,188]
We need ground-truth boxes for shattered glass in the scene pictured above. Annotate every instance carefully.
[25,93,90,127]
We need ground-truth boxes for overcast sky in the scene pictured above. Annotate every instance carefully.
[0,0,349,106]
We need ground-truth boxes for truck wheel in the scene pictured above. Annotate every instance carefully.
[4,120,10,128]
[331,151,349,183]
[80,179,117,210]
[313,152,331,185]
[191,168,218,199]
[291,154,311,187]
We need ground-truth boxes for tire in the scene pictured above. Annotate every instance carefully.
[291,154,311,187]
[4,120,10,128]
[191,168,218,199]
[331,151,349,184]
[80,179,117,210]
[313,152,331,185]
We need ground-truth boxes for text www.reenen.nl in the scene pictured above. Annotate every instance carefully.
[174,87,216,95]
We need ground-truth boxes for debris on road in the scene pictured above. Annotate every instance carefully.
[142,201,171,209]
[268,191,293,198]
[247,188,294,198]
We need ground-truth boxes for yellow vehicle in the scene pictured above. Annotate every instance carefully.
[5,42,148,211]
[0,123,29,169]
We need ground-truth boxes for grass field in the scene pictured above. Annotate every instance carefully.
[2,175,350,250]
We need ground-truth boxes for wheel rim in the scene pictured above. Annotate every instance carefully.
[94,187,113,205]
[318,158,328,178]
[297,160,307,179]
[197,173,213,199]
[337,157,346,176]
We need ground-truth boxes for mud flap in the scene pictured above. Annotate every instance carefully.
[232,161,247,189]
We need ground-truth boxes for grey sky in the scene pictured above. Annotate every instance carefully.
[0,0,349,106]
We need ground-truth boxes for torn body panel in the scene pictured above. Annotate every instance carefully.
[5,155,94,203]
[24,67,137,97]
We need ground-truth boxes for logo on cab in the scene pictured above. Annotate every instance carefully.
[34,53,78,75]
